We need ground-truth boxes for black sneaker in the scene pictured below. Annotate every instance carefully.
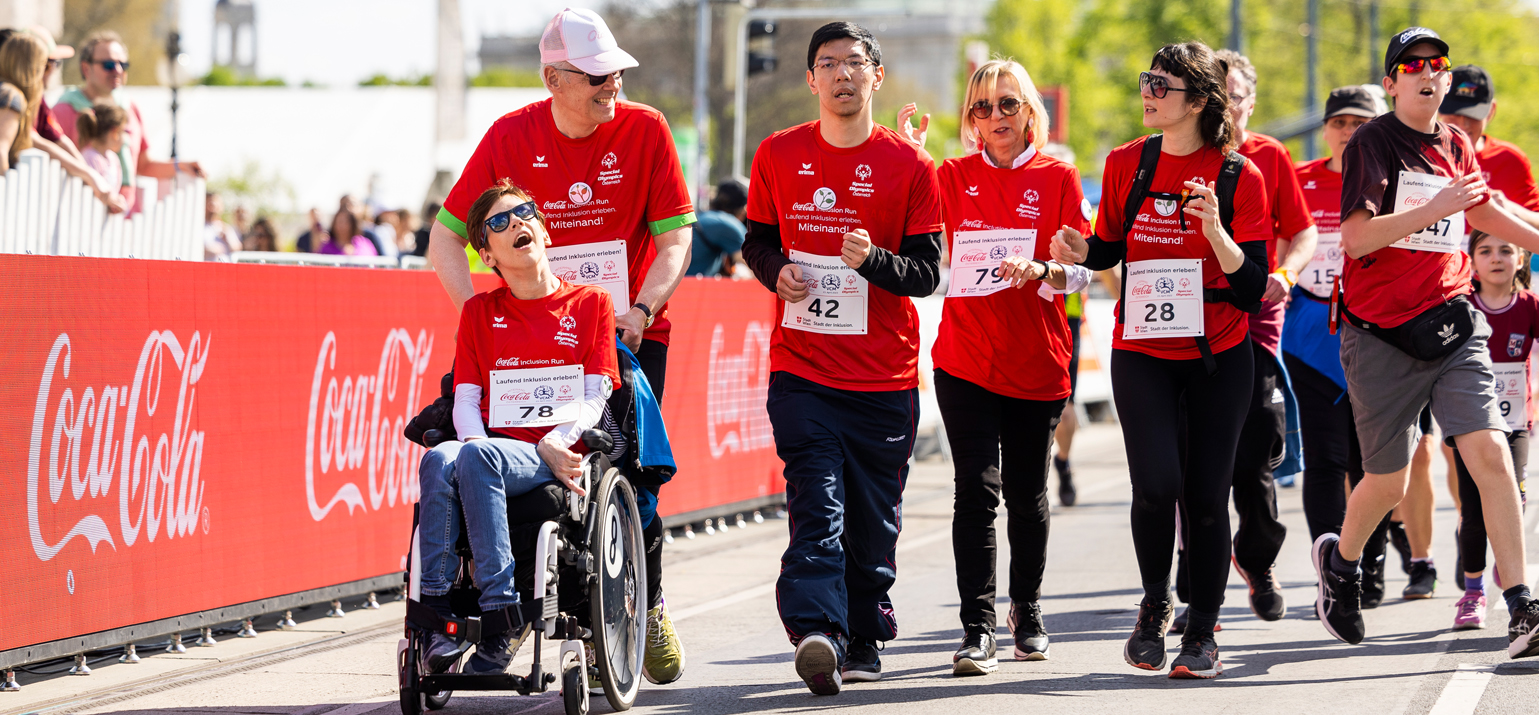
[1361,553,1387,609]
[462,631,513,675]
[1007,601,1050,661]
[1234,558,1286,621]
[1508,599,1539,659]
[1388,521,1412,575]
[1054,456,1077,507]
[1403,561,1437,600]
[424,631,464,673]
[1312,533,1366,645]
[841,637,882,683]
[1170,606,1222,635]
[951,630,997,676]
[1124,598,1173,671]
[794,633,844,695]
[1169,630,1223,679]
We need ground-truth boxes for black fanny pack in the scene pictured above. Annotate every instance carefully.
[1342,295,1477,362]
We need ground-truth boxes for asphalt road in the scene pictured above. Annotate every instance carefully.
[8,422,1537,715]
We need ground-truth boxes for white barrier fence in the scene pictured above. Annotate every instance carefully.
[0,148,205,260]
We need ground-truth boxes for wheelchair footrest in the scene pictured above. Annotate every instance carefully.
[407,599,539,643]
[420,672,535,694]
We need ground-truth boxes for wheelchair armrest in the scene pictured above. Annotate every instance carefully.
[580,428,613,455]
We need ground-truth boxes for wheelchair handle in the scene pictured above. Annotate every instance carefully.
[580,429,614,454]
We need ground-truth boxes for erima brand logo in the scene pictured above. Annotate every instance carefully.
[602,152,618,169]
[493,316,507,328]
[802,163,812,170]
[813,187,837,210]
[532,155,548,167]
[966,186,980,196]
[855,164,872,181]
[1303,180,1316,189]
[798,162,815,176]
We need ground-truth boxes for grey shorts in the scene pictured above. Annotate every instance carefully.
[1340,312,1509,474]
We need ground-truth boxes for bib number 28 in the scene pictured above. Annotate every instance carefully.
[1143,302,1176,322]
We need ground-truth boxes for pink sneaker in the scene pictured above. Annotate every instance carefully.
[1453,591,1487,631]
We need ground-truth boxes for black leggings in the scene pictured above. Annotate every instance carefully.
[636,339,668,610]
[1112,342,1252,613]
[934,369,1065,631]
[1454,430,1529,575]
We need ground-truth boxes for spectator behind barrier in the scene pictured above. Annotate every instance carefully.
[298,195,385,254]
[412,203,440,257]
[74,100,125,194]
[244,216,279,252]
[204,192,242,260]
[0,31,43,173]
[688,178,750,278]
[315,206,379,257]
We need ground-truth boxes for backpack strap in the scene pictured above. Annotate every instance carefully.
[1118,135,1165,326]
[1215,149,1246,241]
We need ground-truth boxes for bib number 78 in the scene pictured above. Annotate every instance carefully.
[1143,302,1176,322]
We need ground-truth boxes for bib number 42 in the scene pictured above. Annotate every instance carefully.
[805,298,840,318]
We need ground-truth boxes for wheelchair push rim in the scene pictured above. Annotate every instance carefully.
[589,467,647,711]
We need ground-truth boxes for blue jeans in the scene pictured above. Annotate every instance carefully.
[416,439,556,611]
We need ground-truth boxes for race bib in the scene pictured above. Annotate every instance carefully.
[547,240,629,316]
[947,229,1038,298]
[1122,259,1205,340]
[488,364,584,428]
[782,249,868,335]
[1493,362,1528,431]
[1392,172,1463,253]
[1301,231,1343,298]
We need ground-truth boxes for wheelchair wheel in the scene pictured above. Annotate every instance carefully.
[423,657,456,710]
[399,634,424,715]
[588,467,647,712]
[562,659,589,715]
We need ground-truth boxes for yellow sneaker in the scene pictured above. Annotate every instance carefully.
[584,641,603,693]
[643,595,686,684]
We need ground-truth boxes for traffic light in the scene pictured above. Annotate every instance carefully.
[748,19,776,75]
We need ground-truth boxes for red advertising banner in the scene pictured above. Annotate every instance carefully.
[0,256,782,653]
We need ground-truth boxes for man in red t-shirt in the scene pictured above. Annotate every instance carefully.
[1314,28,1539,657]
[740,22,942,695]
[1438,65,1539,232]
[427,8,694,684]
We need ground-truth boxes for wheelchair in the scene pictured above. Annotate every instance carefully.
[397,429,648,715]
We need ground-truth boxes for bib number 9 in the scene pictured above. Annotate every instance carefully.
[806,298,840,318]
[1501,400,1512,418]
[1143,302,1176,322]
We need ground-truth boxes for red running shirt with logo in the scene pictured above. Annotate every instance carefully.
[454,281,620,447]
[442,99,695,345]
[933,150,1091,400]
[1236,132,1315,355]
[1096,135,1272,360]
[1479,136,1539,214]
[746,122,943,391]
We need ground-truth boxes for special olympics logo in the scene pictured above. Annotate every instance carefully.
[1155,277,1175,294]
[560,315,577,331]
[579,261,600,280]
[568,182,594,206]
[846,275,857,285]
[855,164,872,181]
[813,187,837,210]
[1024,189,1039,204]
[1179,278,1191,289]
[534,385,555,400]
[988,246,1008,260]
[821,274,842,291]
[602,152,618,169]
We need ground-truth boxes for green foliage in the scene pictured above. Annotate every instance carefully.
[207,160,298,218]
[358,73,434,87]
[199,65,288,87]
[471,67,545,88]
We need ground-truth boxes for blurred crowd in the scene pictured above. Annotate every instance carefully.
[203,191,436,262]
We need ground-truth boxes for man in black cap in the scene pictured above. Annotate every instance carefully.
[1438,65,1539,232]
[1312,26,1539,659]
[687,179,750,277]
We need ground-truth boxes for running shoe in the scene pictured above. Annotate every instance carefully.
[794,633,844,695]
[643,596,686,685]
[1388,521,1412,575]
[1054,456,1077,507]
[424,631,464,673]
[1234,558,1286,621]
[1169,607,1221,635]
[1007,601,1050,661]
[1403,561,1437,600]
[1453,591,1487,631]
[1509,599,1539,659]
[951,630,997,676]
[1168,630,1223,679]
[842,637,882,683]
[583,640,603,692]
[1362,553,1387,609]
[463,631,513,675]
[1313,533,1366,645]
[1124,598,1173,671]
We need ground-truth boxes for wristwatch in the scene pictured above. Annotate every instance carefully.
[1273,268,1298,289]
[632,302,654,329]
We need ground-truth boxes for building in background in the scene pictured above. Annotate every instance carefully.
[212,0,255,78]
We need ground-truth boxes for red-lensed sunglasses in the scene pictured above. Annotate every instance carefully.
[1394,55,1452,76]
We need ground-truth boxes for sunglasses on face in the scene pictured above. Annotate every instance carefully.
[1394,55,1452,76]
[1140,71,1193,99]
[46,59,61,71]
[556,67,623,87]
[969,97,1023,120]
[90,59,130,72]
[483,201,539,235]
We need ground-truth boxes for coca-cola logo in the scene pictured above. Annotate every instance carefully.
[1404,193,1430,208]
[28,331,212,567]
[495,357,519,367]
[707,322,773,458]
[305,329,433,521]
[1131,282,1153,297]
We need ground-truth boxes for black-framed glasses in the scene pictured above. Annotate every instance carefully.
[1394,55,1452,76]
[483,201,539,234]
[555,67,623,87]
[1140,71,1192,99]
[88,59,130,72]
[969,97,1023,120]
[812,58,876,74]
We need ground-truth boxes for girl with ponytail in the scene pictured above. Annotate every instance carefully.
[75,101,127,195]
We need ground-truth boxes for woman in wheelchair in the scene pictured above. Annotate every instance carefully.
[417,179,620,676]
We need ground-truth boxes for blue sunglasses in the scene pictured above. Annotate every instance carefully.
[483,201,539,234]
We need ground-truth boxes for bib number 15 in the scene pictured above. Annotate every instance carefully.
[1143,302,1176,322]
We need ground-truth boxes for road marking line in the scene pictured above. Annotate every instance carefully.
[1427,663,1497,715]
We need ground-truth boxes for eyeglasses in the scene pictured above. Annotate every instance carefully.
[812,58,876,74]
[46,59,61,71]
[555,67,623,87]
[89,59,129,73]
[1140,72,1193,99]
[969,97,1023,120]
[483,201,539,235]
[1228,92,1252,104]
[1394,55,1452,76]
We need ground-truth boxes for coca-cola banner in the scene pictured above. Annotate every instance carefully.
[1,256,782,653]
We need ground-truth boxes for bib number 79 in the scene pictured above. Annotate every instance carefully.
[974,267,1007,285]
[806,298,840,318]
[1143,302,1176,322]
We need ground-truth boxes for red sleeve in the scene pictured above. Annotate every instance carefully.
[453,297,486,390]
[1509,149,1539,212]
[1096,147,1132,242]
[1271,145,1314,239]
[1231,164,1272,244]
[745,137,779,225]
[904,152,945,236]
[52,102,79,144]
[442,122,506,233]
[584,291,621,383]
[645,113,696,224]
[1058,163,1092,236]
[936,160,957,243]
[35,100,61,142]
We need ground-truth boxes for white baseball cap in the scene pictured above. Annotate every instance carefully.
[539,8,638,76]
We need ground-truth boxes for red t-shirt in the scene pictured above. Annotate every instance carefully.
[1237,132,1315,355]
[932,150,1091,400]
[453,281,620,446]
[1340,114,1480,328]
[1475,290,1539,364]
[1295,157,1345,298]
[1097,136,1272,360]
[746,122,944,391]
[442,99,696,345]
[1479,136,1539,213]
